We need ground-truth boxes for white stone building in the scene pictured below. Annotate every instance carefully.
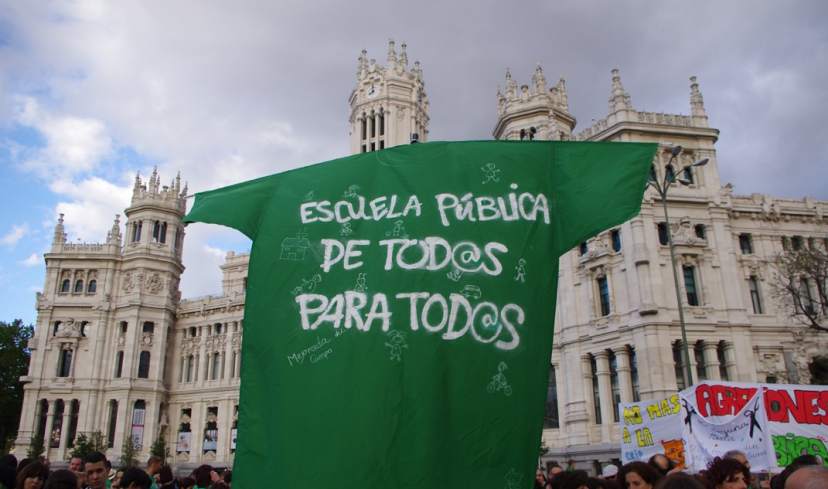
[14,42,828,473]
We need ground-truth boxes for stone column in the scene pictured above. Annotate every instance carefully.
[723,342,738,381]
[614,347,633,403]
[234,349,241,379]
[630,217,657,313]
[224,328,234,382]
[57,409,72,460]
[594,351,614,441]
[703,342,721,380]
[45,400,56,457]
[561,352,590,446]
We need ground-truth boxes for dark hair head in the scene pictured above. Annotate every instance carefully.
[619,462,663,488]
[654,473,704,489]
[43,469,78,489]
[158,465,174,484]
[222,470,232,484]
[180,476,196,489]
[84,451,108,466]
[147,455,162,466]
[15,461,48,489]
[705,457,749,489]
[550,470,589,489]
[0,454,18,470]
[16,459,33,474]
[769,454,821,489]
[192,465,213,488]
[120,467,152,489]
[648,454,676,475]
[587,476,621,489]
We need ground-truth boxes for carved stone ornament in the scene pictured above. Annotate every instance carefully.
[122,273,135,293]
[55,319,82,338]
[671,218,705,247]
[146,273,164,294]
[142,334,153,346]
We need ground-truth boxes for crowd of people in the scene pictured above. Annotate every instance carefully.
[0,452,232,489]
[1,449,825,489]
[534,451,827,489]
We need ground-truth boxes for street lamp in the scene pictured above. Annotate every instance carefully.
[648,145,709,389]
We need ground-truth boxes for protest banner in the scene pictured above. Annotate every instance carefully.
[680,386,775,472]
[683,381,828,471]
[620,394,685,466]
[186,141,656,489]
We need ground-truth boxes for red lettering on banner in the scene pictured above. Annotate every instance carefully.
[695,384,757,417]
[764,388,828,425]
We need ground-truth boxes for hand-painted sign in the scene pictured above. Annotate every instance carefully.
[620,394,685,466]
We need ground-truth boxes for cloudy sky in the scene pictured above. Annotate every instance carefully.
[1,1,826,325]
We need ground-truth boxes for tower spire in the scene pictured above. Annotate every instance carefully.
[107,214,122,245]
[52,213,67,246]
[532,64,547,94]
[689,75,707,120]
[608,68,633,113]
[386,39,397,66]
[399,42,408,67]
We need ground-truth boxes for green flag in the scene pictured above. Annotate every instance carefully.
[185,140,656,488]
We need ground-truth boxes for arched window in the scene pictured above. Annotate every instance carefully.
[717,341,730,380]
[673,341,687,390]
[597,276,611,316]
[369,110,376,138]
[50,399,65,448]
[66,400,80,448]
[114,351,124,378]
[694,224,706,240]
[611,229,622,252]
[107,400,118,448]
[378,108,385,137]
[657,222,669,245]
[360,113,367,140]
[665,165,676,183]
[36,399,49,443]
[131,400,146,449]
[683,265,700,306]
[87,280,97,294]
[544,365,559,429]
[138,351,150,378]
[60,279,71,293]
[590,354,602,425]
[132,221,142,242]
[186,355,194,382]
[57,347,73,377]
[74,280,84,293]
[694,340,707,381]
[749,276,763,314]
[160,222,167,244]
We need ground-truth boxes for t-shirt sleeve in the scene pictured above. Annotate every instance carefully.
[549,141,657,255]
[184,173,281,240]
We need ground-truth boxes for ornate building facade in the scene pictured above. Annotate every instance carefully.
[14,42,828,473]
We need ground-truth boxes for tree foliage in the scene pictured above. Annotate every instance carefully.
[150,433,169,461]
[0,319,33,450]
[119,434,139,468]
[771,246,828,332]
[70,431,107,461]
[27,432,44,459]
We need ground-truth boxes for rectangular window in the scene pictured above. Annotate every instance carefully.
[132,221,142,242]
[544,365,559,429]
[115,351,124,378]
[792,236,804,251]
[143,321,155,334]
[682,166,694,184]
[590,356,602,425]
[597,277,611,316]
[609,352,620,422]
[683,265,699,306]
[611,229,621,252]
[629,346,640,402]
[673,342,686,391]
[107,400,118,448]
[749,276,763,314]
[58,348,73,377]
[657,222,669,245]
[360,118,366,140]
[579,242,588,255]
[739,233,753,254]
[694,224,706,240]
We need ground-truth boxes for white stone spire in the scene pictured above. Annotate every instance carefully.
[107,214,122,245]
[52,213,67,246]
[532,64,547,95]
[608,68,633,113]
[690,75,707,118]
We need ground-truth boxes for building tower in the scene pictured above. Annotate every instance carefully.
[492,65,576,141]
[15,169,187,461]
[349,40,429,154]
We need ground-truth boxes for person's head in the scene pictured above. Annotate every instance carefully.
[145,456,162,476]
[120,467,151,489]
[16,459,33,475]
[550,470,589,489]
[705,457,749,489]
[179,477,196,489]
[67,456,83,473]
[222,470,231,485]
[84,451,109,489]
[158,465,173,485]
[654,473,704,489]
[722,451,750,471]
[14,461,48,489]
[619,462,662,489]
[43,469,77,489]
[784,465,828,489]
[111,469,125,489]
[587,477,621,489]
[548,464,564,480]
[192,465,213,488]
[0,454,18,470]
[771,456,822,489]
[602,464,619,480]
[648,455,675,475]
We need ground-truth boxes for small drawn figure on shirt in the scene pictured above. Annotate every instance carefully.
[303,190,315,201]
[487,361,513,396]
[385,220,407,238]
[481,162,501,184]
[504,468,523,489]
[280,230,310,261]
[291,274,322,296]
[446,268,464,282]
[385,331,408,362]
[354,272,368,293]
[342,184,361,199]
[514,258,527,283]
[340,222,353,237]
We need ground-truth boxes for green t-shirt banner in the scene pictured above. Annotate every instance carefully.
[185,140,656,488]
